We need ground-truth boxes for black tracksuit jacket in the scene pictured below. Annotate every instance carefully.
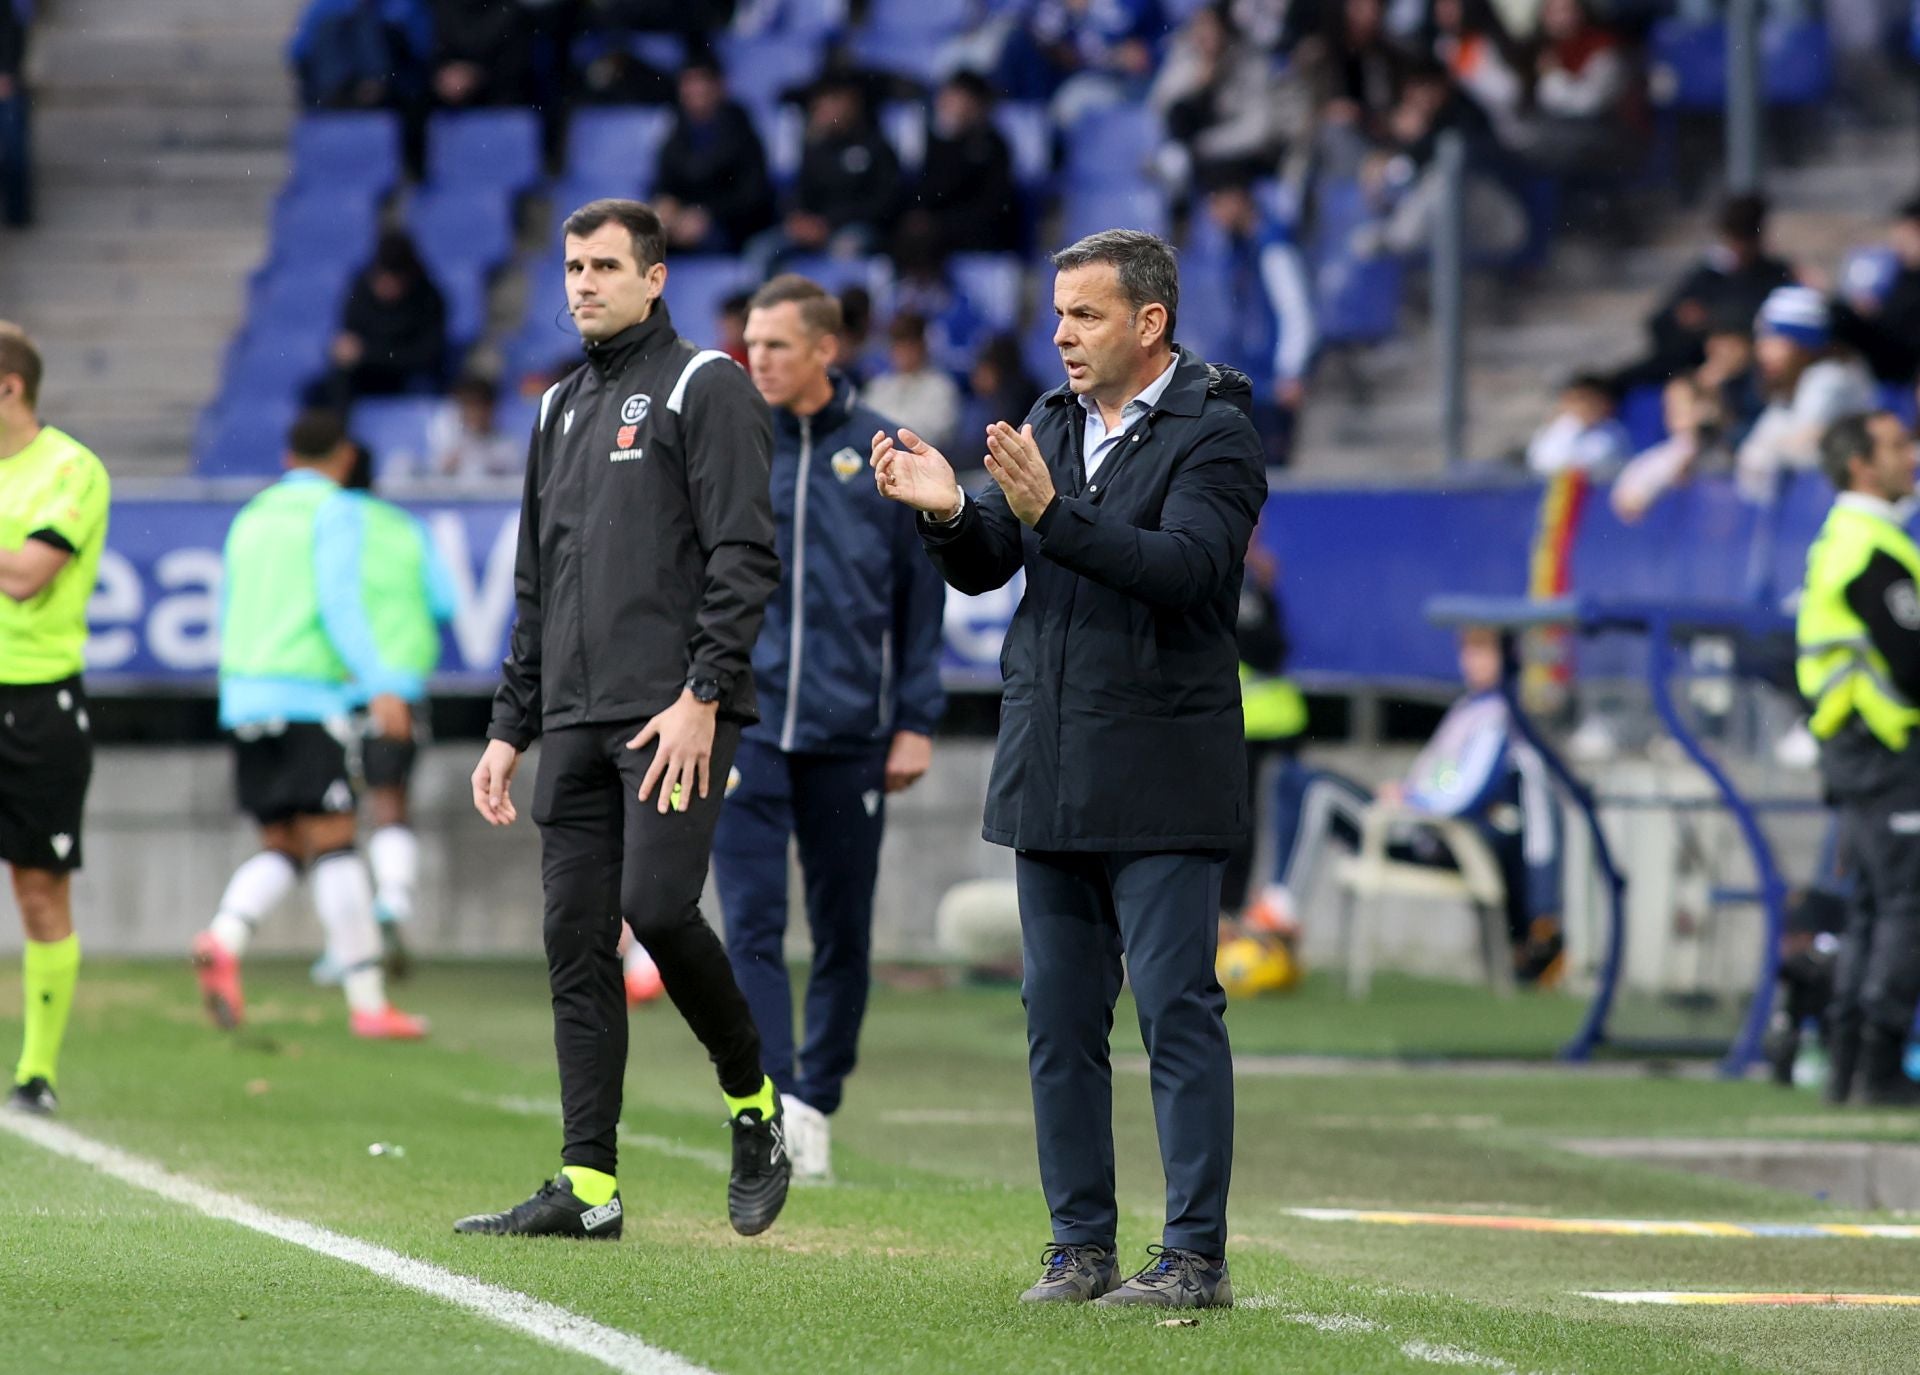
[488,305,780,748]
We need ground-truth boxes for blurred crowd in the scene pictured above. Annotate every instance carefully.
[1523,192,1920,523]
[1,0,31,228]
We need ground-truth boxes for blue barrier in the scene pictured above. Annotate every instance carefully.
[82,474,1845,691]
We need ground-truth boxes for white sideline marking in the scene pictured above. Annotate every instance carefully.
[1239,1298,1558,1374]
[0,1111,710,1375]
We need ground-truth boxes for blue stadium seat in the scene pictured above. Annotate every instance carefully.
[715,35,828,120]
[351,396,443,479]
[994,103,1053,188]
[1058,184,1169,246]
[1023,303,1063,387]
[433,265,491,347]
[1063,103,1161,182]
[549,172,648,220]
[880,101,928,172]
[250,266,354,333]
[1619,383,1667,452]
[407,187,517,277]
[865,0,972,33]
[753,102,806,185]
[195,399,300,477]
[268,189,382,272]
[1651,18,1833,111]
[221,327,333,405]
[948,253,1024,331]
[1314,255,1402,347]
[781,255,889,297]
[846,28,948,83]
[496,394,540,441]
[288,113,402,194]
[565,107,674,191]
[662,257,758,346]
[762,0,848,38]
[427,110,544,192]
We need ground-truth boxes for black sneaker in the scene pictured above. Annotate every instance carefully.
[1093,1246,1233,1309]
[5,1077,57,1116]
[727,1100,791,1236]
[452,1176,623,1239]
[1019,1243,1119,1303]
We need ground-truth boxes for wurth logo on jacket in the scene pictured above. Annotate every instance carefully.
[488,305,781,747]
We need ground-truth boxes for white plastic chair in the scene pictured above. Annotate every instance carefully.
[1331,803,1515,999]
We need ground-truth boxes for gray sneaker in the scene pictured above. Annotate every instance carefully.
[1093,1246,1232,1309]
[1018,1243,1119,1303]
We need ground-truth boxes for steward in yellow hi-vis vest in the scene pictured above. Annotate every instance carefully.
[1794,410,1920,1108]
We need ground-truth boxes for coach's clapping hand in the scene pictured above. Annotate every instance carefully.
[871,428,962,520]
[984,422,1056,527]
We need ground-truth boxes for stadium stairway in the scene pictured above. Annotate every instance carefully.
[1293,122,1917,480]
[0,0,303,476]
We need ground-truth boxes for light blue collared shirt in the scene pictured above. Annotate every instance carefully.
[1079,354,1179,482]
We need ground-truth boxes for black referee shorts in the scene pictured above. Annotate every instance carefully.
[233,720,358,825]
[0,676,94,873]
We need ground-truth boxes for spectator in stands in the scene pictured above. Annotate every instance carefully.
[716,289,752,366]
[1610,376,1728,523]
[754,77,902,271]
[1525,373,1630,477]
[1697,301,1765,446]
[289,0,432,110]
[1834,196,1920,386]
[1735,286,1876,501]
[837,285,878,385]
[1305,0,1415,177]
[1354,60,1526,260]
[430,374,524,484]
[863,313,961,456]
[1427,0,1525,145]
[896,73,1020,261]
[1512,0,1635,174]
[1150,6,1298,198]
[1004,0,1168,125]
[319,231,450,404]
[1614,194,1795,392]
[959,333,1039,475]
[1198,168,1316,465]
[1,0,31,227]
[653,55,777,253]
[583,0,736,33]
[429,0,533,108]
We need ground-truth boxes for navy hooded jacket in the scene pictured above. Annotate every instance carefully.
[748,376,948,754]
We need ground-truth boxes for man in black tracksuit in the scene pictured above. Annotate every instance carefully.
[457,199,792,1242]
[873,230,1266,1309]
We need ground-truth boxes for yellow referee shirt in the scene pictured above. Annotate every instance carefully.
[0,426,110,686]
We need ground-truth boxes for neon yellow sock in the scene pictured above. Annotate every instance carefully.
[560,1165,617,1207]
[16,934,80,1088]
[723,1074,777,1122]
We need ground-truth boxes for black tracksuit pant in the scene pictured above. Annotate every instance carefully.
[1831,797,1920,1053]
[532,719,765,1176]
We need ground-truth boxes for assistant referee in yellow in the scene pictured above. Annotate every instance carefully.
[0,322,110,1116]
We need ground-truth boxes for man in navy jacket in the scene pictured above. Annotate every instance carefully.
[873,230,1266,1309]
[714,274,948,1180]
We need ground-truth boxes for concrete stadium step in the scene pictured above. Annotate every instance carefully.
[6,0,310,472]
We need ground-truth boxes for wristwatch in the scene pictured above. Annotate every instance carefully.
[685,675,722,704]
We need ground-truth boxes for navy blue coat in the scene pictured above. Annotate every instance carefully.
[747,377,948,754]
[920,348,1267,851]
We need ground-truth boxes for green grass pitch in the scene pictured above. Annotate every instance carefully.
[5,960,1920,1374]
